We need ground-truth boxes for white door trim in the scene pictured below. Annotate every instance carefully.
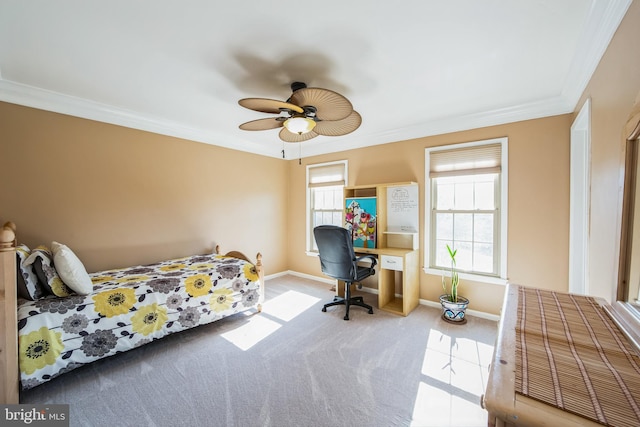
[569,98,591,295]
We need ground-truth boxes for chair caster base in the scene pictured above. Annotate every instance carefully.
[321,288,373,320]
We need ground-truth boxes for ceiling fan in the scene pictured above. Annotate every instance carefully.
[238,82,361,143]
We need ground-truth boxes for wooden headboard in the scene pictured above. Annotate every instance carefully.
[0,221,19,404]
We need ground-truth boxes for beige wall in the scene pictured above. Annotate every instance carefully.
[0,102,290,275]
[574,0,640,303]
[289,115,572,315]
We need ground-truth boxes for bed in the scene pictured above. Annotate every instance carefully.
[0,222,264,403]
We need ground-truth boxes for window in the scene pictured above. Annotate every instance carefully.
[307,161,348,252]
[425,138,507,280]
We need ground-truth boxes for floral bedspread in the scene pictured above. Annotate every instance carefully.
[17,253,261,390]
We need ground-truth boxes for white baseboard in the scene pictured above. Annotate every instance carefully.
[268,270,500,321]
[266,270,335,285]
[264,270,291,281]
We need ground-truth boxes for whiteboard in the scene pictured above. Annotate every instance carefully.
[386,185,419,233]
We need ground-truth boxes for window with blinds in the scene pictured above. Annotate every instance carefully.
[306,161,348,252]
[426,138,507,278]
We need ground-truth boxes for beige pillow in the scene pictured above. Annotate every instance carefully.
[51,241,92,295]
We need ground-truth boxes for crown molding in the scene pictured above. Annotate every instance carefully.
[291,95,574,159]
[0,74,597,162]
[561,0,632,107]
[0,79,279,158]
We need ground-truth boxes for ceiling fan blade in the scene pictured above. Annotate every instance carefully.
[239,118,284,131]
[314,111,362,136]
[289,88,353,121]
[279,128,318,143]
[238,98,304,114]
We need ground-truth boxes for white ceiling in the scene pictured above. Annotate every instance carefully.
[0,1,631,160]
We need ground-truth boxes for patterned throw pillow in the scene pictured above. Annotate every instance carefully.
[25,246,73,297]
[15,244,46,300]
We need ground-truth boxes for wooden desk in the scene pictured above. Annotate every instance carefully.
[338,247,419,316]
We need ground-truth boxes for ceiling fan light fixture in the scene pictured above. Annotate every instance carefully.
[283,117,316,135]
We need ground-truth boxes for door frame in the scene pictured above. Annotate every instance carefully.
[569,98,591,295]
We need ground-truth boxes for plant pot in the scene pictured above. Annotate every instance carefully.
[439,294,469,323]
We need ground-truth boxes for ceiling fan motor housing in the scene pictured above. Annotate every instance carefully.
[291,82,307,92]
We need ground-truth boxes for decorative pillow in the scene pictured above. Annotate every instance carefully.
[16,266,30,300]
[26,246,73,297]
[51,241,93,295]
[15,244,45,300]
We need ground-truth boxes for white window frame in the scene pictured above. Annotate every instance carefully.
[306,160,348,255]
[424,137,508,285]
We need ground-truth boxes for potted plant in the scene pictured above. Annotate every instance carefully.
[440,244,469,323]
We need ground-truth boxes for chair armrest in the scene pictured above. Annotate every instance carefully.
[355,254,378,268]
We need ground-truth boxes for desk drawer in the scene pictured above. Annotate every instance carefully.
[381,255,403,271]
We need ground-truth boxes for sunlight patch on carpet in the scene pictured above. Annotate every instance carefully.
[221,315,281,351]
[411,381,451,426]
[413,328,491,426]
[261,290,321,321]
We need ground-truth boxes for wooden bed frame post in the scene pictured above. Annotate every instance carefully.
[256,252,264,312]
[0,221,19,404]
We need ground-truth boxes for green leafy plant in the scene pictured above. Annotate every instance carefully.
[441,244,460,302]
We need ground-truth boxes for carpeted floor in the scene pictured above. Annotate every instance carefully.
[20,275,497,427]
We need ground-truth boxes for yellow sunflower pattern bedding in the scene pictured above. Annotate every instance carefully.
[17,253,261,390]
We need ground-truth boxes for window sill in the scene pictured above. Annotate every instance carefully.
[423,267,508,286]
[306,251,320,257]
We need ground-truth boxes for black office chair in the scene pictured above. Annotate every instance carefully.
[313,225,377,320]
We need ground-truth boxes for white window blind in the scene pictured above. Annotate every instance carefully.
[429,143,502,178]
[308,163,347,187]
